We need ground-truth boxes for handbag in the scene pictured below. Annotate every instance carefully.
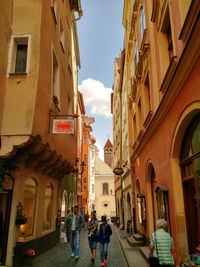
[148,232,161,267]
[148,255,160,267]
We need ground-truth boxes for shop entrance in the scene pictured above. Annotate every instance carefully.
[180,115,200,254]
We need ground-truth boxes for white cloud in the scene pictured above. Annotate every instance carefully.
[79,78,112,118]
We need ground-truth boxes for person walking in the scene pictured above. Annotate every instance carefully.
[86,212,98,263]
[98,215,112,266]
[63,208,72,243]
[64,205,83,261]
[149,219,175,267]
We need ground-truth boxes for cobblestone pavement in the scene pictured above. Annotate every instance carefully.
[28,226,128,267]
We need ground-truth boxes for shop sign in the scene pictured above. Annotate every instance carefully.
[52,119,74,134]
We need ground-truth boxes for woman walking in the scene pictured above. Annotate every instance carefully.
[149,219,175,267]
[98,215,112,266]
[86,212,98,263]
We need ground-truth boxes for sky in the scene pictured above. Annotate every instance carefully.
[77,0,124,159]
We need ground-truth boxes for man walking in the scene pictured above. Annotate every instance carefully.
[64,205,83,261]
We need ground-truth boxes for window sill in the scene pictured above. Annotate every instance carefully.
[9,72,28,76]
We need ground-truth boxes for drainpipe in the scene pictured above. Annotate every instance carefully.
[120,50,125,230]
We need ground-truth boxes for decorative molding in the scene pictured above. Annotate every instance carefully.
[179,0,200,41]
[143,111,153,128]
[160,56,177,94]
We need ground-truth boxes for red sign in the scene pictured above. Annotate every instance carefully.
[52,119,74,134]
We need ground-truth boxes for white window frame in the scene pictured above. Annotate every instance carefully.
[7,35,31,76]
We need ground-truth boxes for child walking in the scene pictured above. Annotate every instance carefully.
[98,215,112,266]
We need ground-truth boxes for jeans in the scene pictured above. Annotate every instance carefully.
[70,230,80,256]
[100,242,108,262]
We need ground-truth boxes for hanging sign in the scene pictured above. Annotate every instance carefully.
[52,119,74,134]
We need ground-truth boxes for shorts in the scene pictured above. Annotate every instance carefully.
[88,237,97,249]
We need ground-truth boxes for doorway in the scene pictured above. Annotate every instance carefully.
[180,115,200,253]
[0,191,12,265]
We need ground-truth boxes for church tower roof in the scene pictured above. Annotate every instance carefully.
[104,139,113,149]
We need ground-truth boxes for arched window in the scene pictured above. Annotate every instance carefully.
[102,183,109,195]
[42,183,53,232]
[21,178,37,236]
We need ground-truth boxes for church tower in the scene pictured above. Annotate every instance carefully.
[104,139,113,167]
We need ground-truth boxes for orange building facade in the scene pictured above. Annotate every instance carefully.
[114,0,200,265]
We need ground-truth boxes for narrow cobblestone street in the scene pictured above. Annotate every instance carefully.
[28,226,129,267]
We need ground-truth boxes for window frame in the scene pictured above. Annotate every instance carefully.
[8,35,31,76]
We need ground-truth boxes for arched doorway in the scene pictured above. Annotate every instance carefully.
[146,162,157,235]
[126,192,132,233]
[180,115,200,253]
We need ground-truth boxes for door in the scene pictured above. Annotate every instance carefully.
[0,191,12,265]
[183,178,198,253]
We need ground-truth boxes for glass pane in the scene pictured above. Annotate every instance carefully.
[192,122,200,154]
[20,178,36,236]
[15,44,27,73]
[181,117,200,160]
[42,183,53,231]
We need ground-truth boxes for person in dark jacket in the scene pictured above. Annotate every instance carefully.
[98,215,112,266]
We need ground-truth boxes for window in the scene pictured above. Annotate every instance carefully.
[137,99,142,132]
[134,39,139,66]
[91,150,94,159]
[9,36,30,74]
[91,167,94,176]
[92,184,94,193]
[52,50,60,110]
[60,20,65,52]
[140,5,146,39]
[160,6,174,61]
[144,72,150,117]
[20,178,37,236]
[104,203,108,207]
[84,135,87,144]
[133,114,137,141]
[51,0,58,24]
[42,183,53,231]
[103,183,109,195]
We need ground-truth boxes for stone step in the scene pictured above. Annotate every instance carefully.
[127,235,145,247]
[132,233,144,241]
[139,246,149,261]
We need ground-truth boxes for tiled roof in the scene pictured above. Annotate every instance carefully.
[104,139,113,148]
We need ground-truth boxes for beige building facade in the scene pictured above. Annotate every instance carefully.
[95,148,116,221]
[0,1,83,266]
